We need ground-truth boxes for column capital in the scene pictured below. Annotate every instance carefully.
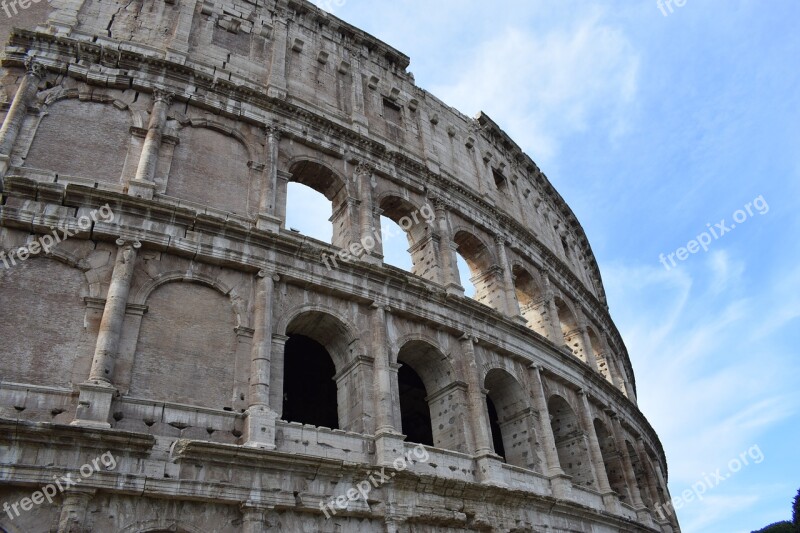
[459,332,478,345]
[264,123,283,140]
[257,270,281,282]
[24,57,46,79]
[152,87,176,105]
[115,238,142,249]
[354,160,374,178]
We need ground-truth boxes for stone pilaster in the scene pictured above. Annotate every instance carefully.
[577,319,600,371]
[241,502,275,533]
[371,302,396,434]
[528,365,570,498]
[434,198,463,295]
[494,235,521,317]
[610,414,646,510]
[57,489,95,533]
[266,11,289,99]
[0,59,44,179]
[257,125,283,232]
[542,275,565,346]
[269,334,290,416]
[244,271,280,449]
[577,390,616,510]
[129,89,173,199]
[73,239,139,428]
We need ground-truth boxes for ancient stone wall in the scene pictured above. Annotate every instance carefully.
[0,0,679,531]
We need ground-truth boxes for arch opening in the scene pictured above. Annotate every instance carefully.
[484,369,540,471]
[626,441,655,508]
[453,231,502,309]
[397,364,434,446]
[286,161,349,248]
[396,340,468,453]
[548,395,596,488]
[378,196,437,278]
[282,310,363,432]
[594,419,630,501]
[512,265,550,337]
[282,334,339,429]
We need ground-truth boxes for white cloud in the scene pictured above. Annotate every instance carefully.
[431,13,639,164]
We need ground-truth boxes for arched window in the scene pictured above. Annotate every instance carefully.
[285,161,350,248]
[484,369,541,471]
[286,182,332,242]
[453,231,503,310]
[378,196,437,278]
[282,334,338,429]
[594,419,630,501]
[397,363,434,446]
[626,441,655,508]
[281,311,369,434]
[548,395,596,489]
[396,340,469,453]
[555,298,586,361]
[512,265,551,337]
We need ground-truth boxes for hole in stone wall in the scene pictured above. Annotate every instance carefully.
[398,364,434,446]
[282,334,339,429]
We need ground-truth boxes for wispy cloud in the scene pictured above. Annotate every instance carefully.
[431,12,639,164]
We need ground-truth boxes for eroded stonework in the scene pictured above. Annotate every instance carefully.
[0,0,680,531]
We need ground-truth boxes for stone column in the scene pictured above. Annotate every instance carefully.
[542,275,564,345]
[241,502,274,533]
[74,239,140,428]
[266,11,289,99]
[577,320,600,371]
[610,414,645,510]
[129,89,172,199]
[371,303,396,434]
[494,235,520,317]
[245,271,280,449]
[273,170,292,228]
[269,334,289,416]
[434,198,463,295]
[357,162,381,264]
[88,240,140,384]
[577,390,615,509]
[528,364,571,497]
[257,125,283,232]
[0,59,44,178]
[637,437,662,508]
[57,489,95,533]
[461,334,504,485]
[460,335,492,456]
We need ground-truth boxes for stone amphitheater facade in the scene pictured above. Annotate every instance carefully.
[0,0,681,531]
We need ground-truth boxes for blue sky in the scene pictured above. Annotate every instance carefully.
[288,2,800,530]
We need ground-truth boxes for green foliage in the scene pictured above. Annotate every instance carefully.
[752,521,795,533]
[793,487,800,527]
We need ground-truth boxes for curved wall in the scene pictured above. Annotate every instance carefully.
[0,1,679,531]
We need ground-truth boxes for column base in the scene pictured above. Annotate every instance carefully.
[445,283,465,297]
[71,382,116,428]
[127,179,156,200]
[374,431,407,467]
[601,491,620,514]
[548,471,572,499]
[266,85,287,100]
[475,451,507,487]
[256,213,282,233]
[243,405,278,449]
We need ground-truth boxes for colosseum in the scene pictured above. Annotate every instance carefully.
[0,0,680,531]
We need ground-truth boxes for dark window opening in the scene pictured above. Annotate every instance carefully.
[486,396,506,460]
[398,364,434,446]
[282,334,338,429]
[492,168,507,190]
[383,98,402,124]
